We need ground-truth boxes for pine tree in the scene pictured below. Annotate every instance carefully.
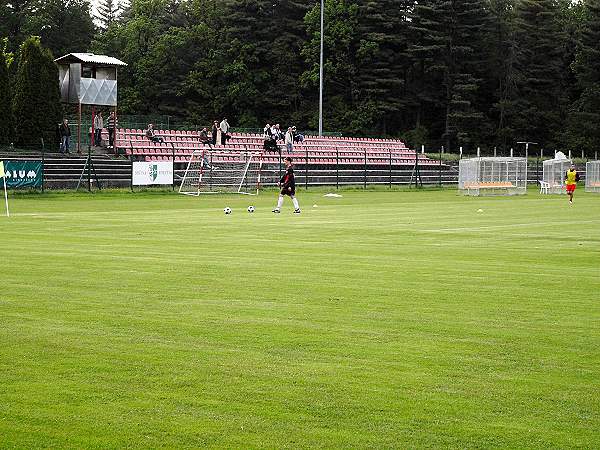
[0,39,14,145]
[408,0,489,150]
[95,0,123,30]
[510,0,567,148]
[0,48,14,145]
[565,0,600,151]
[38,0,95,57]
[301,0,363,133]
[356,0,411,135]
[12,37,62,148]
[221,0,309,126]
[487,0,518,151]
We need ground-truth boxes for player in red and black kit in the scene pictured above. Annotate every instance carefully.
[273,157,301,214]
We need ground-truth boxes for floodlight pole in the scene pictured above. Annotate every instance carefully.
[318,0,324,137]
[517,141,538,159]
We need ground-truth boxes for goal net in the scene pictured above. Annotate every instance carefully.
[542,158,571,194]
[179,150,263,196]
[585,160,600,193]
[458,157,527,196]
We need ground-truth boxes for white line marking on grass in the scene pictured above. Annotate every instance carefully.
[423,219,600,233]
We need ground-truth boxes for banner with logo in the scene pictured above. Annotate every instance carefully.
[132,161,174,186]
[2,160,43,188]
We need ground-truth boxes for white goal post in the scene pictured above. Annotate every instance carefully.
[458,157,527,196]
[179,150,263,196]
[585,160,600,193]
[542,158,571,194]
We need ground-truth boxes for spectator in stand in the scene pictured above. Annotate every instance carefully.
[211,121,219,146]
[292,126,304,143]
[107,111,118,150]
[93,112,103,147]
[263,123,278,152]
[199,127,213,149]
[59,119,71,154]
[220,118,230,145]
[145,123,165,143]
[271,123,282,141]
[285,127,294,154]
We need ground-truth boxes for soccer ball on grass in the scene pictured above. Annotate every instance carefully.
[247,206,255,213]
[224,207,232,215]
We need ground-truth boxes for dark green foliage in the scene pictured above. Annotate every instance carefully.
[356,1,410,134]
[565,0,600,152]
[95,0,123,30]
[12,37,62,148]
[0,44,14,144]
[408,0,490,150]
[220,0,309,126]
[486,0,518,151]
[35,0,95,57]
[0,0,94,56]
[2,0,600,151]
[510,0,567,148]
[0,0,39,54]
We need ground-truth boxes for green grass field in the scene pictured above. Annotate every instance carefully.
[1,187,599,448]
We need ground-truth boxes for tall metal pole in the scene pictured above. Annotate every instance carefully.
[318,0,324,137]
[517,141,537,159]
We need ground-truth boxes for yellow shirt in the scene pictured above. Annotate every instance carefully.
[565,170,578,186]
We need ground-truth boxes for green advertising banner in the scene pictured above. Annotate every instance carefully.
[2,160,43,188]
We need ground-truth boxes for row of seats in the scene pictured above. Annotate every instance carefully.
[116,129,408,148]
[119,129,405,143]
[121,141,414,155]
[140,153,437,166]
[125,147,427,159]
[109,128,436,165]
[117,136,408,151]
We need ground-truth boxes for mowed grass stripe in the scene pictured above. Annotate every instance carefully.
[0,188,598,448]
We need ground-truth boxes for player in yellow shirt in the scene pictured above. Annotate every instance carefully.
[565,164,580,204]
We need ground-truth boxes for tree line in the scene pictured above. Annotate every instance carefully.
[1,0,600,153]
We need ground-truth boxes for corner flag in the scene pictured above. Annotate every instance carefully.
[0,161,8,217]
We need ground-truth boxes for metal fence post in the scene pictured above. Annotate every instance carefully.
[278,148,282,183]
[389,148,392,188]
[41,137,45,193]
[364,148,367,189]
[305,149,308,190]
[171,143,176,191]
[336,146,339,190]
[130,145,134,192]
[439,145,442,187]
[87,145,92,192]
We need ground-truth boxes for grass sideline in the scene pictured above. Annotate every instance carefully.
[0,188,599,448]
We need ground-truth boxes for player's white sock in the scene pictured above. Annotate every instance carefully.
[276,195,284,209]
[292,196,300,210]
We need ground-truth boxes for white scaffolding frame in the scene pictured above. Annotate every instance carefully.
[458,157,527,196]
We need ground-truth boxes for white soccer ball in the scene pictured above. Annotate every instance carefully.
[247,206,255,213]
[224,207,232,215]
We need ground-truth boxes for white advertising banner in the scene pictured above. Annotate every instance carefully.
[132,161,174,186]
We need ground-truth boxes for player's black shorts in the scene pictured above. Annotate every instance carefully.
[280,187,295,196]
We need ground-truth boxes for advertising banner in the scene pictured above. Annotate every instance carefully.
[132,161,174,186]
[2,160,43,188]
